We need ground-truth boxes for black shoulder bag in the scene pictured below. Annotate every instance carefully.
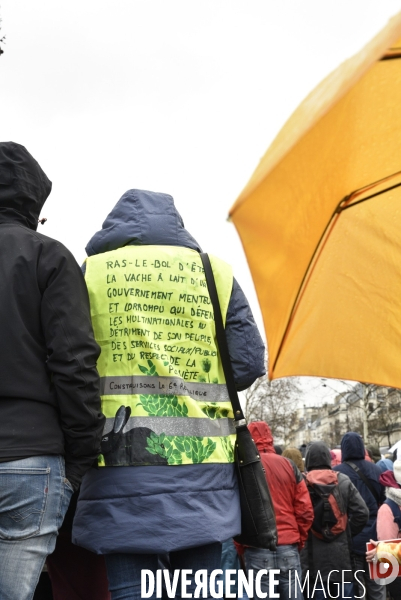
[200,253,277,550]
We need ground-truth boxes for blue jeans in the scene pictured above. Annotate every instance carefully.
[218,539,248,599]
[0,455,73,600]
[105,542,222,600]
[244,544,304,600]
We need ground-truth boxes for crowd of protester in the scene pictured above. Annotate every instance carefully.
[33,428,400,600]
[2,142,401,600]
[219,433,401,600]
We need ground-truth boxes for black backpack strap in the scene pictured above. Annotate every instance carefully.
[385,498,401,529]
[307,530,315,578]
[199,253,244,422]
[344,461,381,506]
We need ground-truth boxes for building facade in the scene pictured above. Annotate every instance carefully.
[287,387,401,448]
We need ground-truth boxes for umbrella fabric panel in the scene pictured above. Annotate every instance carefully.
[274,183,401,387]
[231,30,401,383]
[231,23,401,212]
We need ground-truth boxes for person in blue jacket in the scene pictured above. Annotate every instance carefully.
[333,431,385,600]
[72,189,266,600]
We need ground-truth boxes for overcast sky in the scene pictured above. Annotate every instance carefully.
[2,1,401,403]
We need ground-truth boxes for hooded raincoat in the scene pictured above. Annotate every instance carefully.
[239,421,313,550]
[0,142,104,489]
[72,189,265,554]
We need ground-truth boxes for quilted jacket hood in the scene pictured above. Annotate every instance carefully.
[85,189,201,256]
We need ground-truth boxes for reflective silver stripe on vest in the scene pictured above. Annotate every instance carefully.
[103,416,235,437]
[100,376,230,402]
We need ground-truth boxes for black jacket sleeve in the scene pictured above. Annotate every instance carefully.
[38,240,105,490]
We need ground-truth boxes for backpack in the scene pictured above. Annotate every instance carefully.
[306,470,348,542]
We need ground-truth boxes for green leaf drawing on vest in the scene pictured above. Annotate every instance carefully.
[145,432,216,465]
[145,432,183,465]
[138,394,189,417]
[146,431,166,457]
[201,402,230,420]
[138,359,158,376]
[136,360,189,416]
[201,358,212,382]
[221,437,234,462]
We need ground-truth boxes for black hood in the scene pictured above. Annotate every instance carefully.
[0,142,52,230]
[305,441,332,471]
[341,431,365,461]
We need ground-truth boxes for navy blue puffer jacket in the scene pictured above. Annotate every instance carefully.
[73,189,266,554]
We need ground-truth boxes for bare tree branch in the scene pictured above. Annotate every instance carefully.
[245,374,301,445]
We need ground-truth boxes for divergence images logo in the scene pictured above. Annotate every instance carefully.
[373,551,399,586]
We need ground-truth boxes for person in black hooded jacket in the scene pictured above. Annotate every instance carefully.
[0,142,105,600]
[302,441,368,600]
[334,431,385,600]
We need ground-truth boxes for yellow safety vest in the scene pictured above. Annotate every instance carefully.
[85,245,236,467]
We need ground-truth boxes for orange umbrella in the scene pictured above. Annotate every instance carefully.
[229,13,401,388]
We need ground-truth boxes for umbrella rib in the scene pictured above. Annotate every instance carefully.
[381,44,401,60]
[337,182,401,212]
[272,202,344,374]
[381,53,401,61]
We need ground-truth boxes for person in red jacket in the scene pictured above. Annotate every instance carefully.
[238,421,313,599]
